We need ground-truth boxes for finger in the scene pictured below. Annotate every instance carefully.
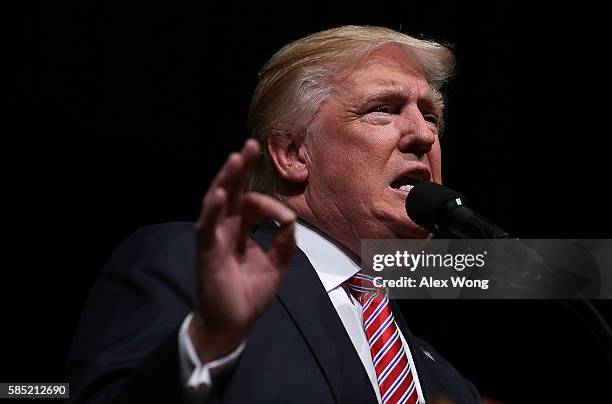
[196,187,227,248]
[226,139,261,212]
[268,220,296,270]
[207,152,242,198]
[238,192,296,246]
[240,138,261,174]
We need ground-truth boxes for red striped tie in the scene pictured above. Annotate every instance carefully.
[348,273,418,404]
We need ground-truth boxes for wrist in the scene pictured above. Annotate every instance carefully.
[188,311,243,365]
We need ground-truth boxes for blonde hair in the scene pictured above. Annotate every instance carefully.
[247,25,456,195]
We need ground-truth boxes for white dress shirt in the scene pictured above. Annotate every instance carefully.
[178,221,425,403]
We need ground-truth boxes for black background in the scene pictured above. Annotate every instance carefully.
[11,1,612,402]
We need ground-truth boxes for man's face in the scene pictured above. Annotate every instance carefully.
[303,44,443,251]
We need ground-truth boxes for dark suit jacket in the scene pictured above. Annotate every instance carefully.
[66,221,480,403]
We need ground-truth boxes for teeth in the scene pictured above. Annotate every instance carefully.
[398,184,414,192]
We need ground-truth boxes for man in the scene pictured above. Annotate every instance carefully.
[67,26,480,403]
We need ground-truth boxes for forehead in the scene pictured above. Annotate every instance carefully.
[340,44,433,99]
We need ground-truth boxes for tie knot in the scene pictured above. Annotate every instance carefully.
[347,273,383,302]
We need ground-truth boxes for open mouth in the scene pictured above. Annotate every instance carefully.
[389,176,419,193]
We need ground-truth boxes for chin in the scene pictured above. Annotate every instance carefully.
[392,217,431,239]
[402,227,431,239]
[374,204,430,239]
[388,226,427,239]
[365,216,429,240]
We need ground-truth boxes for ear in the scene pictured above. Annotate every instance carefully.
[267,132,309,184]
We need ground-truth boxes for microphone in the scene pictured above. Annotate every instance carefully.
[405,182,612,355]
[405,181,512,239]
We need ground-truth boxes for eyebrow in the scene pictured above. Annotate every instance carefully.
[355,82,444,115]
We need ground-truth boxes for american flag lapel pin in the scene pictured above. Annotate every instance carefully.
[421,348,436,362]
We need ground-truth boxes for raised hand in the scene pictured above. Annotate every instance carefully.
[189,139,296,364]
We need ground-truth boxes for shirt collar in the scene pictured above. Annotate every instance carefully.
[294,221,361,292]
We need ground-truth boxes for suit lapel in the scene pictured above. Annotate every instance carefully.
[251,222,378,404]
[390,299,446,401]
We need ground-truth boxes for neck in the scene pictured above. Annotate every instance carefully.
[283,193,362,259]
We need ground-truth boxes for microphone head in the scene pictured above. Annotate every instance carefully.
[405,182,468,231]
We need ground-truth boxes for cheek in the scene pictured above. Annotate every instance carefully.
[307,141,358,191]
[428,139,442,184]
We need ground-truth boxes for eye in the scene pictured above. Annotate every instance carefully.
[370,105,393,114]
[424,114,440,126]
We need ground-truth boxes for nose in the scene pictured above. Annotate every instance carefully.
[397,106,437,157]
